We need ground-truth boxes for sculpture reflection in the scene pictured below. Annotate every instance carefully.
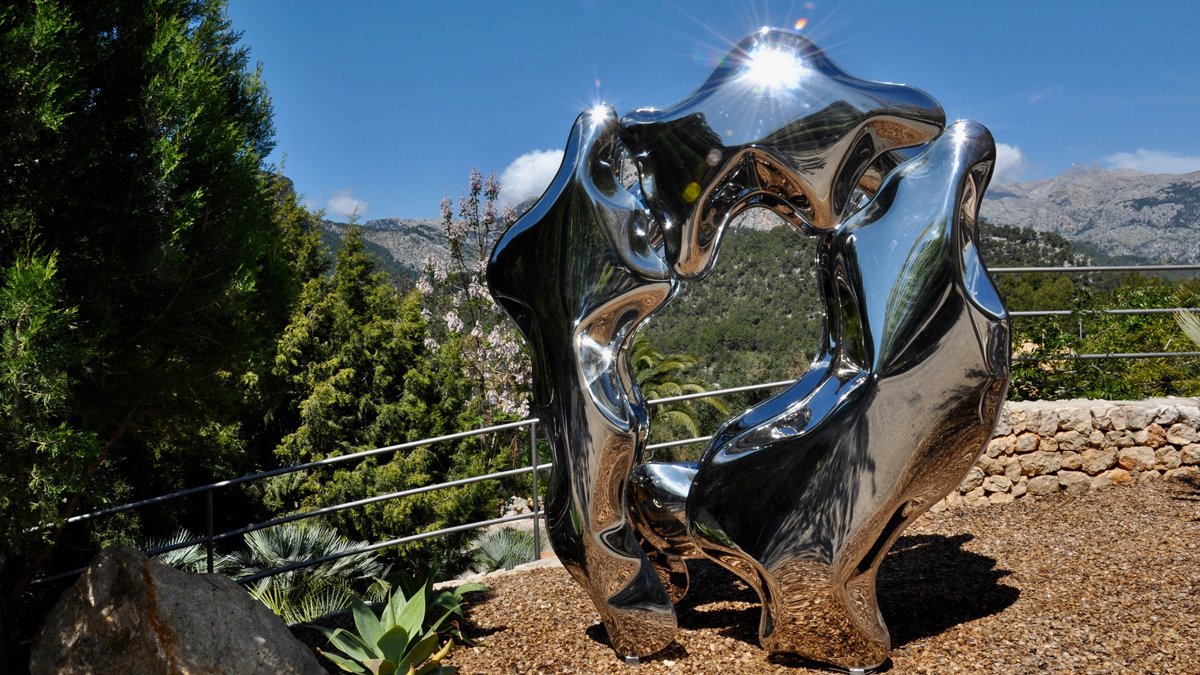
[487,27,1010,672]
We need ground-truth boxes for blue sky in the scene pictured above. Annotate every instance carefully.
[227,0,1200,220]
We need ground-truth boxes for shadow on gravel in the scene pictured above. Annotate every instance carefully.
[584,534,1017,656]
[877,533,1019,646]
[1167,474,1200,517]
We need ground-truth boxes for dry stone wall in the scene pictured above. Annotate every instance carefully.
[931,398,1200,512]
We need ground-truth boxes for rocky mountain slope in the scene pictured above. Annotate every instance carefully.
[319,165,1200,279]
[980,166,1200,263]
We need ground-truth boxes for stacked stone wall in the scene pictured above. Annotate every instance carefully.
[932,398,1200,512]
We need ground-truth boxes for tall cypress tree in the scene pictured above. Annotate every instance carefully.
[0,1,310,663]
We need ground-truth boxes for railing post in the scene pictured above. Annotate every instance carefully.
[530,422,540,559]
[206,487,214,574]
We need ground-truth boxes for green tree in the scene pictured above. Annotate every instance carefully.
[272,224,496,577]
[0,1,312,660]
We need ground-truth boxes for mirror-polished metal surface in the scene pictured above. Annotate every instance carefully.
[620,28,944,280]
[686,120,1009,671]
[487,105,680,658]
[487,27,1011,672]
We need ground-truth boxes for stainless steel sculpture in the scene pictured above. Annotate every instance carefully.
[488,27,1010,672]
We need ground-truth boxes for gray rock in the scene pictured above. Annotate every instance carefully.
[1020,451,1063,476]
[1010,408,1029,435]
[1166,423,1199,445]
[1088,430,1107,447]
[1155,447,1182,471]
[1090,406,1114,431]
[1178,406,1200,428]
[1036,410,1059,436]
[1165,466,1199,481]
[1061,451,1083,471]
[963,486,989,508]
[1080,448,1117,475]
[1125,405,1151,430]
[977,454,1005,476]
[1016,433,1040,454]
[993,407,1013,437]
[988,492,1015,505]
[1109,406,1128,431]
[1012,476,1029,498]
[1058,408,1092,434]
[982,475,1013,493]
[1132,423,1167,448]
[1091,472,1113,490]
[1106,430,1135,447]
[985,437,1007,458]
[1183,443,1200,465]
[1027,475,1060,496]
[959,467,986,492]
[1154,406,1180,426]
[1058,470,1091,495]
[30,546,324,675]
[1002,455,1024,482]
[1118,446,1156,472]
[1054,430,1086,453]
[1138,469,1162,484]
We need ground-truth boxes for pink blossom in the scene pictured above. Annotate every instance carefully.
[485,170,500,197]
[445,310,464,333]
[469,166,483,194]
[502,203,518,227]
[440,192,453,221]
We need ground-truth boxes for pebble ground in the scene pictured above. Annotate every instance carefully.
[442,477,1200,674]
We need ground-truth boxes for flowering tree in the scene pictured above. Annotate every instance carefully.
[417,167,530,426]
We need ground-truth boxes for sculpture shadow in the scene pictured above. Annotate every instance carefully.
[875,533,1019,647]
[1166,473,1200,519]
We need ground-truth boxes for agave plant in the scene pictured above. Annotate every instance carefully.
[227,521,385,624]
[472,527,548,572]
[318,576,488,675]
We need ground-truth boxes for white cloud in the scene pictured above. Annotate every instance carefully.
[499,149,565,205]
[1102,149,1200,175]
[993,143,1028,184]
[324,188,369,219]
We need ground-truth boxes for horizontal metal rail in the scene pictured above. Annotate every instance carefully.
[237,510,546,585]
[210,463,555,544]
[990,264,1200,274]
[648,379,793,405]
[55,418,539,528]
[55,381,793,530]
[1014,351,1200,362]
[1010,307,1200,318]
[648,435,713,450]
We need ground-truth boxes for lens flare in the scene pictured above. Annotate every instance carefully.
[804,2,815,10]
[744,47,806,90]
[794,18,808,31]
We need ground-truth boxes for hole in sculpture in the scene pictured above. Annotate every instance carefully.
[635,206,825,462]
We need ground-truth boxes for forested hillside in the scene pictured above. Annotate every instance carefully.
[639,217,1121,386]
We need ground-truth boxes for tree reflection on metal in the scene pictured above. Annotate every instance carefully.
[487,28,1010,672]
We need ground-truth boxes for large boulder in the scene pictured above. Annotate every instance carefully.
[30,546,324,675]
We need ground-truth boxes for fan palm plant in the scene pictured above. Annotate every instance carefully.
[227,521,386,624]
[471,527,549,572]
[140,528,232,574]
[1176,278,1200,385]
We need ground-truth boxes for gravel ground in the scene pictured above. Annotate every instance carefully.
[439,476,1200,675]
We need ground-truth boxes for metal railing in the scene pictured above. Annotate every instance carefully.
[28,379,795,590]
[24,264,1200,590]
